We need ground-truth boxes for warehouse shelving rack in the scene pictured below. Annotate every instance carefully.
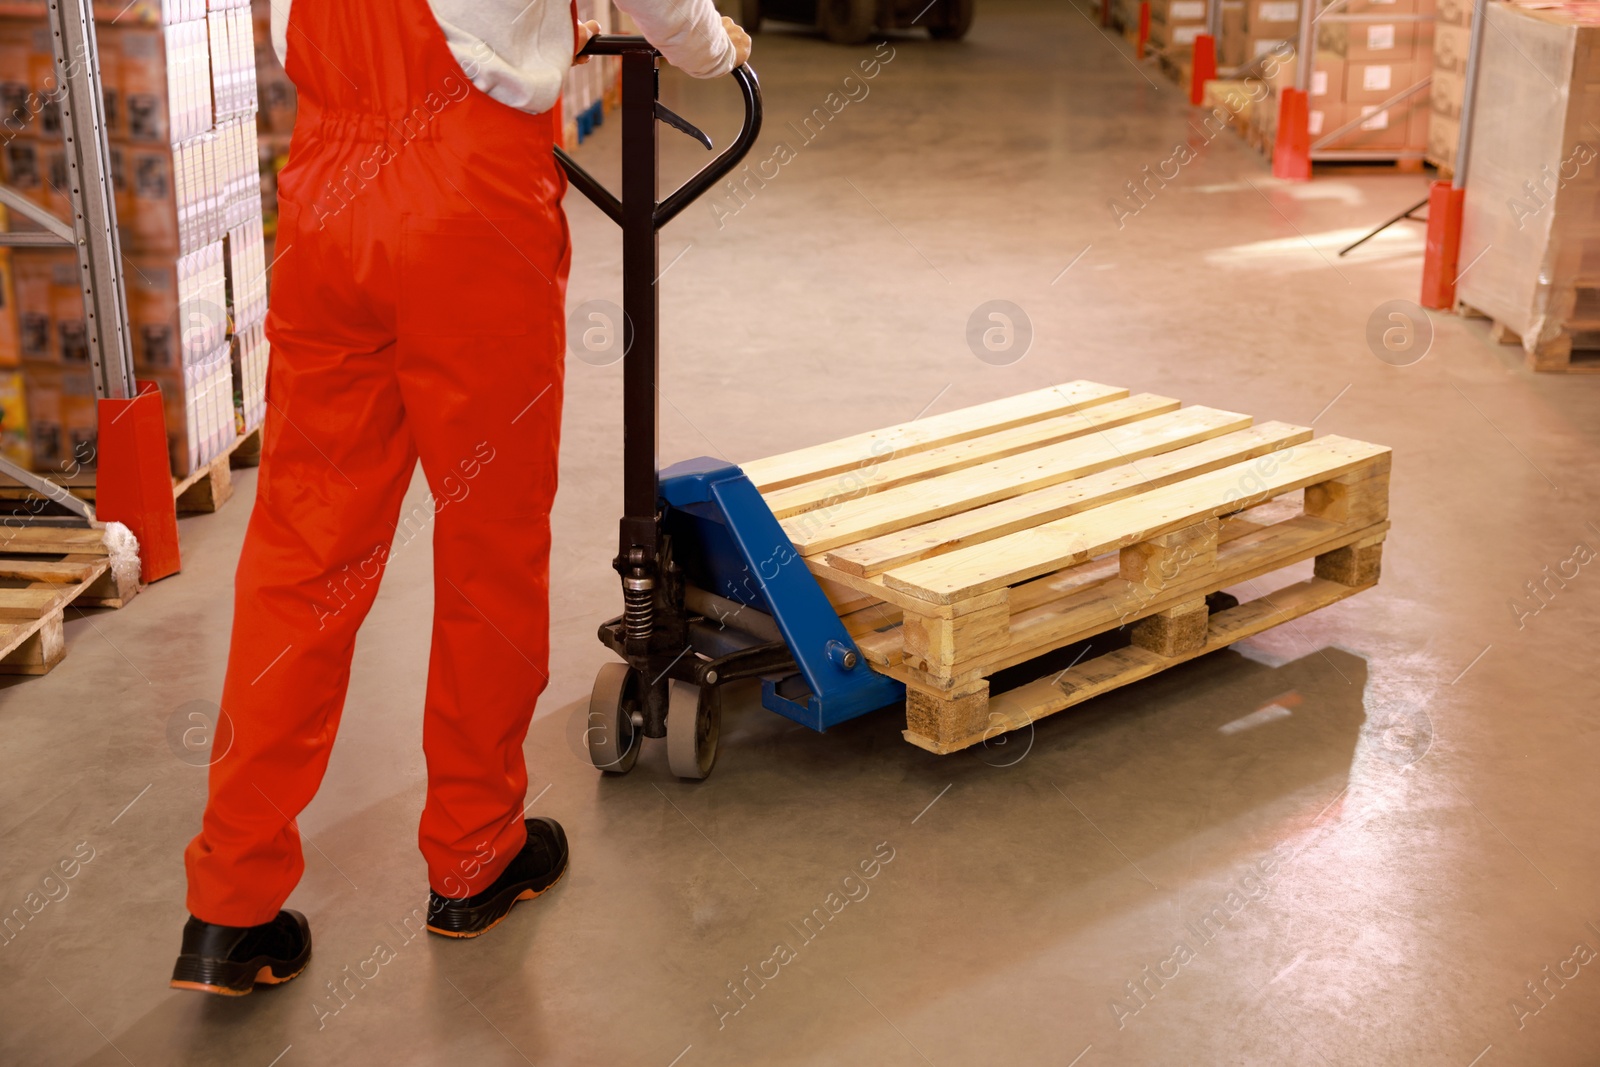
[0,0,137,525]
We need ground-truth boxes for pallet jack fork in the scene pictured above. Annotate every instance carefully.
[556,39,902,780]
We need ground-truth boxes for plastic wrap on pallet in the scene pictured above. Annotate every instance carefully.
[1457,1,1600,363]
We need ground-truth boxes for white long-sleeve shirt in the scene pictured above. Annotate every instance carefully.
[271,0,737,115]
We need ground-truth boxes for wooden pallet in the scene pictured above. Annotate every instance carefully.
[1462,300,1600,373]
[745,381,1391,754]
[174,426,263,513]
[0,426,264,512]
[0,525,139,675]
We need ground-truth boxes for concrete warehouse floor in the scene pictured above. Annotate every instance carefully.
[5,0,1600,1063]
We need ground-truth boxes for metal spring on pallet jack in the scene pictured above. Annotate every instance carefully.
[623,576,654,642]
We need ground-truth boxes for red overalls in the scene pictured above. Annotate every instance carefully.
[184,0,572,926]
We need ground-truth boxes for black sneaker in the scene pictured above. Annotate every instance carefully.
[170,909,312,996]
[426,817,569,939]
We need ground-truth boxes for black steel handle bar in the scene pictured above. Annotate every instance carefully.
[554,36,763,230]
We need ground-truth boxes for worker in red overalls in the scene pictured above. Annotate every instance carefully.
[171,0,750,995]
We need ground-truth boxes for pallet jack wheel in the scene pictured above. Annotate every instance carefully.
[817,0,874,44]
[666,679,721,780]
[588,662,642,774]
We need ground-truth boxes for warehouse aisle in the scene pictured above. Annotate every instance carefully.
[5,1,1600,1064]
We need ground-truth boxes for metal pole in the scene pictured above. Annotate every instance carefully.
[47,0,136,400]
[1452,0,1487,188]
[1296,0,1317,91]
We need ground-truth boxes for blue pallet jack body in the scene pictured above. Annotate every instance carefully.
[659,457,904,732]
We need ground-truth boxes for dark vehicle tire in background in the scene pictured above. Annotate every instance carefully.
[926,0,975,39]
[817,0,876,43]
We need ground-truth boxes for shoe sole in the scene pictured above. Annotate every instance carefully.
[169,957,309,997]
[425,863,568,940]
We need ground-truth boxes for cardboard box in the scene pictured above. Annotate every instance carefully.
[1269,51,1345,99]
[1310,92,1428,148]
[1346,60,1418,103]
[1248,34,1296,59]
[1435,0,1471,26]
[1430,67,1465,120]
[1318,19,1419,59]
[23,365,63,471]
[0,370,30,470]
[60,367,96,466]
[1346,99,1423,148]
[0,249,19,369]
[49,258,88,365]
[1427,112,1461,168]
[1245,0,1299,26]
[1434,22,1472,74]
[1409,98,1431,147]
[1163,0,1210,21]
[12,255,53,362]
[1221,1,1247,65]
[1308,101,1347,139]
[1153,21,1208,47]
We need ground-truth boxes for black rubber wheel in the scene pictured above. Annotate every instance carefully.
[740,0,762,32]
[666,680,721,780]
[818,0,875,44]
[587,663,642,774]
[927,0,974,39]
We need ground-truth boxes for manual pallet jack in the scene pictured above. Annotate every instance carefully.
[556,38,903,780]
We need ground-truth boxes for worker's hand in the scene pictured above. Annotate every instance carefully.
[722,16,752,68]
[574,19,601,63]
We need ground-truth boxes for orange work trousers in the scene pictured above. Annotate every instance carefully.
[184,0,572,926]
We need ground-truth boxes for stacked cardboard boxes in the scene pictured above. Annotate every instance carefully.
[1309,0,1435,151]
[1426,0,1472,169]
[1220,1,1247,66]
[1243,0,1300,61]
[1150,0,1212,52]
[0,0,269,476]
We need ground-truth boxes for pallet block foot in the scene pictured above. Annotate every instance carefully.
[176,454,236,514]
[72,555,141,608]
[1315,535,1384,586]
[1132,596,1209,656]
[1487,320,1522,345]
[0,612,65,674]
[231,426,263,468]
[905,679,991,750]
[1526,333,1575,372]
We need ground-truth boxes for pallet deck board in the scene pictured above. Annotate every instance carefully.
[740,380,1129,493]
[764,392,1183,519]
[745,379,1392,754]
[825,421,1312,576]
[782,405,1255,557]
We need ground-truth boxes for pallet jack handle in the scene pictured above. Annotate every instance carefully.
[556,37,764,230]
[554,37,763,657]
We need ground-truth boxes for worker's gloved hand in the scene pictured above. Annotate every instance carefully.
[721,16,753,67]
[574,19,601,63]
